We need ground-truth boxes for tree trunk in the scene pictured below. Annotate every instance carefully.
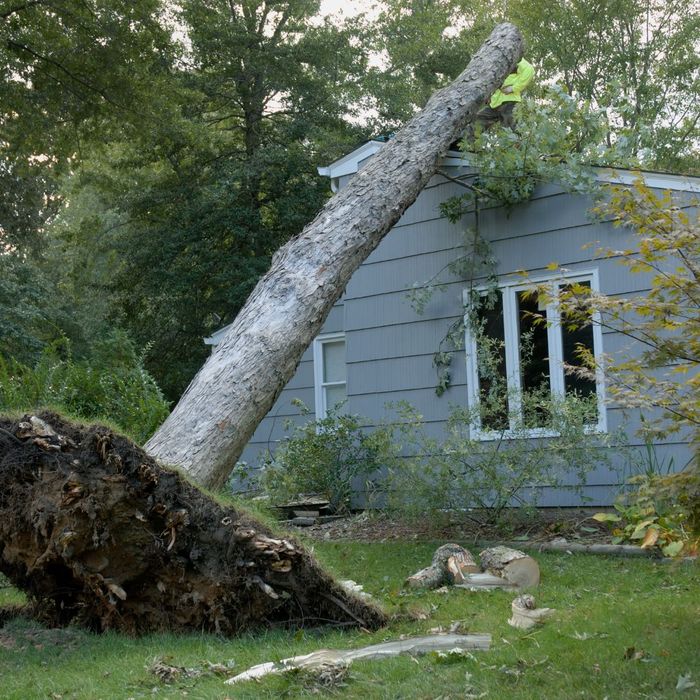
[145,24,525,489]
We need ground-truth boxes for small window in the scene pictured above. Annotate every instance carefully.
[465,272,605,439]
[313,334,347,418]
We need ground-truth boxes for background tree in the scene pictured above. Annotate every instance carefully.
[0,0,175,359]
[364,0,499,128]
[503,0,700,172]
[50,0,369,400]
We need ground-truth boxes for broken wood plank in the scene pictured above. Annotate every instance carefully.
[454,572,519,591]
[225,633,492,684]
[293,510,321,518]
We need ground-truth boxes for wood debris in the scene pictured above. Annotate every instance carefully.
[406,544,540,591]
[478,546,540,589]
[507,594,554,630]
[406,544,480,589]
[225,633,492,684]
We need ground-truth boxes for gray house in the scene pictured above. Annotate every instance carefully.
[208,140,698,506]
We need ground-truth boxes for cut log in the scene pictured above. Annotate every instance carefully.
[0,413,386,635]
[406,544,479,589]
[478,546,540,589]
[225,633,492,684]
[144,24,526,489]
[507,594,554,630]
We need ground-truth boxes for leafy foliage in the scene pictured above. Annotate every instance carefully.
[594,467,700,556]
[256,404,399,513]
[43,0,368,400]
[509,0,700,173]
[554,180,700,449]
[387,375,610,527]
[0,332,169,443]
[363,0,494,128]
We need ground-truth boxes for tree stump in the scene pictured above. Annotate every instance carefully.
[478,546,540,589]
[0,413,387,635]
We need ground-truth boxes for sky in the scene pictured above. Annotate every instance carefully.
[320,0,377,18]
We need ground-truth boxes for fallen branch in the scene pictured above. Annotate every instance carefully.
[522,541,660,557]
[225,633,492,684]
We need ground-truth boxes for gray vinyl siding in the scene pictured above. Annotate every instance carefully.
[237,169,695,504]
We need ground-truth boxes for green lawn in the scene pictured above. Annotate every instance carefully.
[1,542,698,699]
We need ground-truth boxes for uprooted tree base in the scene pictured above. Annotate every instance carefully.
[0,413,386,635]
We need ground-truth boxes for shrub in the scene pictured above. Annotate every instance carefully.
[0,331,169,443]
[595,465,700,556]
[258,403,399,513]
[388,393,612,527]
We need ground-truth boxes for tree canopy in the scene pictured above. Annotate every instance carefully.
[1,0,697,419]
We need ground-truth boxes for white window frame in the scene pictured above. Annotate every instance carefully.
[313,333,347,419]
[464,269,606,441]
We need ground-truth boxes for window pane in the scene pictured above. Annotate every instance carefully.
[517,290,550,427]
[325,383,347,412]
[475,291,508,431]
[560,282,597,399]
[323,341,345,383]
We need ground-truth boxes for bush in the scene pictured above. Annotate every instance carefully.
[388,395,612,527]
[0,331,169,443]
[258,404,399,513]
[595,465,700,556]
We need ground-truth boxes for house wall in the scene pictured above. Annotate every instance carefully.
[237,168,695,505]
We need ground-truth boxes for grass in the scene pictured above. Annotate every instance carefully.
[0,542,698,699]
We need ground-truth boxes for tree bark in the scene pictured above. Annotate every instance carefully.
[145,23,525,489]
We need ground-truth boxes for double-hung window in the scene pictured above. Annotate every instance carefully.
[464,271,606,439]
[313,333,347,419]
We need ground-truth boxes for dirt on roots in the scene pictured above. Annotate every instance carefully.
[0,412,386,635]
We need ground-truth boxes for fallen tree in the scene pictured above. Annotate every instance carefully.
[145,23,525,489]
[0,414,386,634]
[0,25,526,635]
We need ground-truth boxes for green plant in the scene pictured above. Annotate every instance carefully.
[388,390,610,528]
[0,331,169,443]
[594,466,700,557]
[555,180,699,454]
[258,403,400,513]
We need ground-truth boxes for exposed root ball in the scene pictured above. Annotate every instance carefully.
[0,413,386,635]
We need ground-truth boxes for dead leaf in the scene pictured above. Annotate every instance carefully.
[676,673,695,692]
[640,528,659,549]
[623,646,649,661]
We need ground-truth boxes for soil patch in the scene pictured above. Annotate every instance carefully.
[297,510,612,545]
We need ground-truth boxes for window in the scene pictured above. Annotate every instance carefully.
[313,334,347,418]
[464,272,605,439]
